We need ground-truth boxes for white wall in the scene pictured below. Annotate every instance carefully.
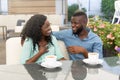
[55,0,67,25]
[0,0,8,14]
[68,0,102,16]
[89,0,102,15]
[80,0,102,16]
[0,14,64,30]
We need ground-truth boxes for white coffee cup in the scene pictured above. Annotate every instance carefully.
[88,52,99,60]
[88,52,99,64]
[45,55,57,63]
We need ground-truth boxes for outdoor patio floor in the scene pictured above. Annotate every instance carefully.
[0,39,6,64]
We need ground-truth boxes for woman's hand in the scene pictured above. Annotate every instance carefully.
[26,41,49,64]
[39,41,49,54]
[39,46,49,54]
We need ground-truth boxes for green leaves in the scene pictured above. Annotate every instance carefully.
[68,4,79,21]
[101,0,115,22]
[88,16,120,51]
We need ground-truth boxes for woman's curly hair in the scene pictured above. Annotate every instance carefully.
[20,14,53,51]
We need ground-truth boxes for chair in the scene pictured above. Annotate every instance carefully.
[6,37,69,65]
[6,37,22,65]
[15,25,24,33]
[57,40,69,60]
[15,19,25,33]
[16,19,25,26]
[112,0,120,24]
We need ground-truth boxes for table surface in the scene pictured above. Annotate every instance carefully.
[0,56,120,80]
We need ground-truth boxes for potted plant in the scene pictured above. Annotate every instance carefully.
[88,16,120,57]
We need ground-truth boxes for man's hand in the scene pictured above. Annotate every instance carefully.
[67,46,83,54]
[67,46,88,58]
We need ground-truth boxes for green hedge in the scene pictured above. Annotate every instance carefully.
[88,16,120,55]
[101,0,115,22]
[68,4,79,21]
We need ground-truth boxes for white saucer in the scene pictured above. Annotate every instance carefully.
[41,61,62,69]
[83,59,103,65]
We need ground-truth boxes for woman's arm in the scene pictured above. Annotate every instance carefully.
[26,46,48,64]
[20,38,48,64]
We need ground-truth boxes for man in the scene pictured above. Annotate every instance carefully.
[53,11,103,60]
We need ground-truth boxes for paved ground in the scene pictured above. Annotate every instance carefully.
[0,39,6,64]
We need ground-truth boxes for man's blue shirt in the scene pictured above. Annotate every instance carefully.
[53,28,103,60]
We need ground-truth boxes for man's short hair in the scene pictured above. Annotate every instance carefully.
[73,11,87,19]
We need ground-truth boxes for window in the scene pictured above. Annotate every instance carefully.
[0,0,8,14]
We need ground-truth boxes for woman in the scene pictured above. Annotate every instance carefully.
[20,14,65,64]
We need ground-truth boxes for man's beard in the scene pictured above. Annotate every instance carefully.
[73,25,84,36]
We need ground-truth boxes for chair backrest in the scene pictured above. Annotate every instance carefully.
[6,37,22,65]
[15,26,24,33]
[57,40,69,60]
[115,0,120,12]
[112,0,120,24]
[15,20,26,33]
[16,19,25,26]
[6,37,69,65]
